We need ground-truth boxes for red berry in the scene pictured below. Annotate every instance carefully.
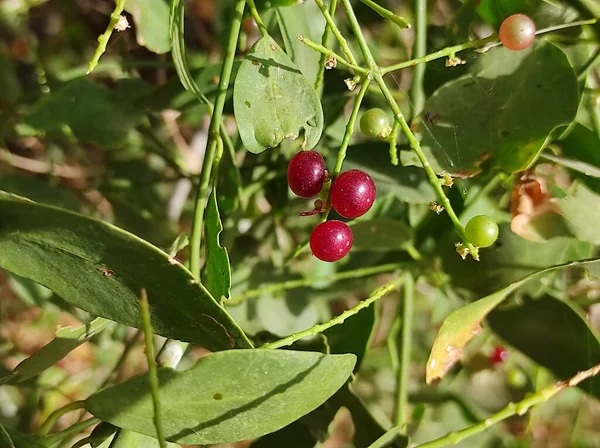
[287,150,326,198]
[310,220,353,262]
[330,169,376,219]
[490,346,509,364]
[499,14,536,51]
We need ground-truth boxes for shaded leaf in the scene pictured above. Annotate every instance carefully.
[344,143,436,204]
[1,426,46,448]
[426,258,600,383]
[0,424,14,448]
[0,193,252,351]
[488,295,600,398]
[419,42,578,174]
[205,189,231,301]
[233,35,324,153]
[351,218,412,252]
[6,273,52,306]
[85,350,355,444]
[557,182,600,244]
[0,317,110,385]
[23,78,143,146]
[556,123,600,191]
[125,0,171,54]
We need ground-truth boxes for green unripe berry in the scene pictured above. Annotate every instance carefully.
[465,215,499,248]
[360,108,391,138]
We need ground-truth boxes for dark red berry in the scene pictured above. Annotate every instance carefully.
[287,150,326,198]
[310,220,353,262]
[330,169,376,219]
[490,346,509,364]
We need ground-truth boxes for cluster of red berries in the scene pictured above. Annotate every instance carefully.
[287,150,376,262]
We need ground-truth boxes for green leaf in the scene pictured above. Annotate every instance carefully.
[351,218,412,252]
[0,424,15,448]
[344,143,436,204]
[205,189,231,302]
[443,224,592,296]
[23,78,143,146]
[419,42,578,174]
[233,35,324,154]
[0,317,110,385]
[556,123,600,190]
[557,182,600,245]
[1,426,46,448]
[85,350,356,444]
[7,273,52,306]
[125,0,171,54]
[0,193,252,351]
[488,295,600,398]
[426,258,600,384]
[275,2,324,87]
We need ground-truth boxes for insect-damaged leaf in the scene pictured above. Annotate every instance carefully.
[233,35,324,154]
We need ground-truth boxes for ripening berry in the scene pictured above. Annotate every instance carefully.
[465,215,499,248]
[287,150,326,198]
[360,108,391,138]
[330,170,376,219]
[490,346,509,364]
[499,14,536,51]
[310,220,353,262]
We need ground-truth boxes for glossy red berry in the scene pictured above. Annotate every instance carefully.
[499,14,536,51]
[330,169,376,219]
[310,220,353,262]
[287,150,326,198]
[490,346,509,364]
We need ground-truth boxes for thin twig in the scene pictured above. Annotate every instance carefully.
[315,0,339,95]
[87,0,128,74]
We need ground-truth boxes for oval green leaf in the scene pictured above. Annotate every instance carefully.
[85,350,356,445]
[419,42,578,174]
[0,194,252,351]
[233,35,324,153]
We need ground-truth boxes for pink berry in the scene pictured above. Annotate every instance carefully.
[490,346,509,364]
[310,220,353,262]
[499,14,536,51]
[330,169,376,219]
[287,150,326,198]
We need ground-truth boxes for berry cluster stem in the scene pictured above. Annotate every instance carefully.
[338,0,478,258]
[87,0,127,74]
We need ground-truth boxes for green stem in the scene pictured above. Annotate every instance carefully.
[261,276,403,350]
[388,119,400,165]
[411,0,427,115]
[87,0,128,74]
[300,36,367,74]
[228,262,406,305]
[314,0,359,66]
[396,272,414,429]
[246,0,268,36]
[45,418,101,447]
[592,94,600,144]
[578,47,600,81]
[333,76,371,174]
[188,0,246,279]
[140,290,167,448]
[413,363,600,448]
[315,0,339,95]
[359,0,410,29]
[38,400,86,436]
[381,34,497,75]
[339,0,478,259]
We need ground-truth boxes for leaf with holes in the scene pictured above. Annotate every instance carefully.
[426,258,600,384]
[85,350,355,445]
[0,193,252,351]
[233,35,324,153]
[418,42,578,175]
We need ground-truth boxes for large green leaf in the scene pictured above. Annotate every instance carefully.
[0,194,252,351]
[125,0,171,54]
[23,78,143,146]
[488,295,600,398]
[418,42,578,174]
[85,350,355,444]
[233,35,324,153]
[344,143,436,204]
[444,224,592,296]
[426,258,600,383]
[204,189,231,302]
[557,182,600,245]
[0,317,110,385]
